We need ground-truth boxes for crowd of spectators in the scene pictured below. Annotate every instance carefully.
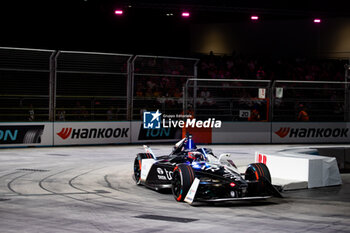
[135,53,347,100]
[133,53,348,121]
[198,52,346,81]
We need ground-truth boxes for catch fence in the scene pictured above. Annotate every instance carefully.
[184,79,350,122]
[0,47,349,123]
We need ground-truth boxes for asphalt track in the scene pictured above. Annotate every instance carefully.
[0,144,349,233]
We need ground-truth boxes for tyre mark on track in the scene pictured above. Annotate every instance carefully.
[67,167,107,193]
[38,168,74,194]
[0,171,21,180]
[68,167,143,206]
[38,167,136,211]
[7,171,36,195]
[104,175,114,190]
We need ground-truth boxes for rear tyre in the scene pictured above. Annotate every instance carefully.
[133,156,142,185]
[171,164,195,202]
[245,163,271,194]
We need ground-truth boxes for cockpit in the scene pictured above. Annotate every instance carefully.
[170,134,217,163]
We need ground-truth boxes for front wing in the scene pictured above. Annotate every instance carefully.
[196,196,272,202]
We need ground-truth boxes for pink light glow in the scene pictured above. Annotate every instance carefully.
[251,16,259,20]
[314,18,321,23]
[182,12,190,17]
[114,10,123,15]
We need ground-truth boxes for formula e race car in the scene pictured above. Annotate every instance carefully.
[133,134,281,204]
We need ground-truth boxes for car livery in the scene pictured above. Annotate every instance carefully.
[133,134,282,204]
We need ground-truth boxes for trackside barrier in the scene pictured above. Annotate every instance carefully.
[212,122,270,144]
[2,121,350,147]
[271,122,350,143]
[0,122,53,147]
[130,121,182,143]
[255,151,342,189]
[54,122,131,145]
[0,121,183,147]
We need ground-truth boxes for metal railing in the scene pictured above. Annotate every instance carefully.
[185,79,350,122]
[55,51,133,121]
[0,47,349,123]
[272,80,349,122]
[185,79,272,121]
[131,55,199,120]
[0,47,55,122]
[0,47,199,122]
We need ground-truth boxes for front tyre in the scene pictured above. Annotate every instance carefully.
[133,153,151,185]
[245,163,271,194]
[245,163,271,182]
[171,164,195,202]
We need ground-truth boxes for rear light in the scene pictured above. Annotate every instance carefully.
[230,182,236,187]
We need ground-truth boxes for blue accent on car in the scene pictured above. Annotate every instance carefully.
[200,148,208,159]
[191,161,202,169]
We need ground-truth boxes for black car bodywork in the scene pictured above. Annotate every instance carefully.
[133,135,281,203]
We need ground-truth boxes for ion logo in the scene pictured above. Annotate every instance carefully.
[0,130,18,141]
[143,110,162,129]
[57,128,72,139]
[275,127,291,138]
[0,125,44,144]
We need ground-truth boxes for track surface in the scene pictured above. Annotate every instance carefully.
[0,144,350,233]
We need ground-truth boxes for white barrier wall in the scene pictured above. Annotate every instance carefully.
[130,121,182,143]
[1,121,350,147]
[256,152,309,182]
[212,122,270,143]
[53,122,131,145]
[255,152,342,189]
[272,122,350,143]
[0,121,183,148]
[0,122,53,147]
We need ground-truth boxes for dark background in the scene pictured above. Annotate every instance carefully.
[1,0,349,56]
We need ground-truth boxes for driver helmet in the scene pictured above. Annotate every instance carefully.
[187,151,205,162]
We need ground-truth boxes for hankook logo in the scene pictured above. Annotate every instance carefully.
[275,127,290,138]
[57,127,129,140]
[57,128,72,139]
[275,127,348,138]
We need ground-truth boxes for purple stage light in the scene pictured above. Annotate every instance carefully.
[115,10,123,15]
[182,12,190,17]
[314,18,321,23]
[251,16,259,20]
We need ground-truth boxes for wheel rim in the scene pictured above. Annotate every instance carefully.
[245,165,258,181]
[172,171,182,198]
[134,159,141,182]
